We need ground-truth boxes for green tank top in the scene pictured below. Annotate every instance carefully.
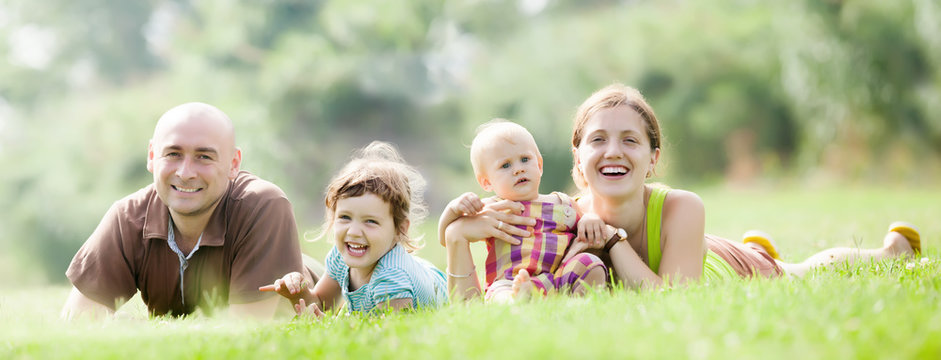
[646,187,738,282]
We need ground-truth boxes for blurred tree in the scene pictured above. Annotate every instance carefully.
[0,0,938,284]
[778,0,941,179]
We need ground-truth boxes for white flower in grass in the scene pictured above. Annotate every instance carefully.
[906,262,916,270]
[921,257,930,264]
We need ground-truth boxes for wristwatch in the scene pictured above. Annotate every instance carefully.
[603,227,628,252]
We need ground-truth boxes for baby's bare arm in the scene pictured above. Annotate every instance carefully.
[439,192,485,246]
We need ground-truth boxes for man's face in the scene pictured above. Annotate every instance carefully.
[147,111,240,222]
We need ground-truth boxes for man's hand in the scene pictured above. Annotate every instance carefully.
[61,287,114,321]
[228,296,281,320]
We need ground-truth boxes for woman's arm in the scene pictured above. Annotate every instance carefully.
[607,189,705,289]
[656,189,706,284]
[442,200,535,301]
[608,241,663,289]
[445,224,483,300]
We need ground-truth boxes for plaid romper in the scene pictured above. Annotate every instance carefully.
[484,192,606,297]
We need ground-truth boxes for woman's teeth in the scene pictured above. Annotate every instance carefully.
[600,166,627,175]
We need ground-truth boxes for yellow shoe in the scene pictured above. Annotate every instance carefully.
[743,230,781,260]
[888,221,921,254]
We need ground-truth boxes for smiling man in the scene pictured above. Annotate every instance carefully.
[62,102,317,319]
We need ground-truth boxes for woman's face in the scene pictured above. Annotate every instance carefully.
[574,105,659,200]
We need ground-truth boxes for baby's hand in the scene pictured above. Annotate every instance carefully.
[258,271,310,303]
[446,192,485,217]
[576,213,608,249]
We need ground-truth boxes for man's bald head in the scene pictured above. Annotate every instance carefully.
[153,102,236,150]
[147,103,242,221]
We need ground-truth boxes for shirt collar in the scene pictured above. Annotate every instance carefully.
[142,183,230,247]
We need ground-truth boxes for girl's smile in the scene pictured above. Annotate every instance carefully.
[333,193,398,277]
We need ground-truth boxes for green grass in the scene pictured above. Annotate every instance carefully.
[2,186,940,359]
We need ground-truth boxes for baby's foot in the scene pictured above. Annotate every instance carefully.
[512,269,533,302]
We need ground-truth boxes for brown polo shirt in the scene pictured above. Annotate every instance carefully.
[66,171,305,316]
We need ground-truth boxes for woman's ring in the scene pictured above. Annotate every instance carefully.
[497,221,504,230]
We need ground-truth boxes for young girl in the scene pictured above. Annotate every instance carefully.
[261,141,448,316]
[439,120,609,302]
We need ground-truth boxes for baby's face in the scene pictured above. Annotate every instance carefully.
[478,140,542,201]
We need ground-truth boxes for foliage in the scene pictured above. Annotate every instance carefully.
[3,253,941,359]
[0,0,939,283]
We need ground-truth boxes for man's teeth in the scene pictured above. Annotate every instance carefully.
[175,186,200,193]
[601,166,627,175]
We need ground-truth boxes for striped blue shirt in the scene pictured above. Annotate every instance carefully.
[326,244,448,313]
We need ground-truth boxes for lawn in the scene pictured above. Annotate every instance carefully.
[2,185,939,359]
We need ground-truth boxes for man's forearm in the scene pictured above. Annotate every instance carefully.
[61,287,114,320]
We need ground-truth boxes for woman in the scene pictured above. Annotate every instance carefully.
[444,84,921,297]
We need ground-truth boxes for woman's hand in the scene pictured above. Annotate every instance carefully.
[447,199,535,246]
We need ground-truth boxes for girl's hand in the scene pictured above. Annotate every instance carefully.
[258,271,311,304]
[295,298,325,320]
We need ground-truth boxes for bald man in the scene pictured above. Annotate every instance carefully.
[62,103,318,319]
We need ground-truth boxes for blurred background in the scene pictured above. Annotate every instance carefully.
[1,0,939,287]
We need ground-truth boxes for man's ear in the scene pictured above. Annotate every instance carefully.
[147,140,155,173]
[476,173,492,192]
[229,147,242,179]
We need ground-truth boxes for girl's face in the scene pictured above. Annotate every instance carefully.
[333,193,398,273]
[574,105,660,200]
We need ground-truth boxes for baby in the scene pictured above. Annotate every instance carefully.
[439,120,608,302]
